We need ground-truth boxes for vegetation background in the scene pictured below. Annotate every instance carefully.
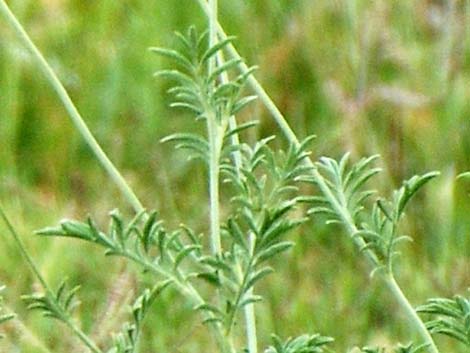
[0,0,469,352]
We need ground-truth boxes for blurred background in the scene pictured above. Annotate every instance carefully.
[0,0,469,352]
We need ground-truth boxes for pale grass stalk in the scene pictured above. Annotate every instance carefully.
[0,0,144,215]
[0,206,103,353]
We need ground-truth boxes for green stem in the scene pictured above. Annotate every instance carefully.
[194,3,441,352]
[120,249,232,353]
[385,275,440,353]
[244,232,258,353]
[207,113,223,255]
[206,0,223,256]
[0,206,103,353]
[0,0,144,214]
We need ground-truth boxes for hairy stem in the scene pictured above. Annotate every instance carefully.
[194,2,441,352]
[0,206,103,353]
[0,0,144,214]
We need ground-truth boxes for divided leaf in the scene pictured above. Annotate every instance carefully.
[417,294,470,347]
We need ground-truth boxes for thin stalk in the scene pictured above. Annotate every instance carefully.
[385,274,440,353]
[207,111,224,255]
[209,0,218,54]
[194,3,441,352]
[206,0,223,256]
[0,206,103,353]
[215,33,258,353]
[0,0,144,214]
[195,0,299,146]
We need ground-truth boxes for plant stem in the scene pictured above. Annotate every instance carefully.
[205,2,258,351]
[194,3,441,352]
[195,0,299,146]
[206,0,224,256]
[0,0,144,215]
[0,206,103,353]
[207,113,223,255]
[385,275,440,353]
[121,248,232,353]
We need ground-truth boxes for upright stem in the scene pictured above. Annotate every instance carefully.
[209,0,218,73]
[206,1,258,351]
[244,231,258,353]
[194,2,441,353]
[0,0,144,214]
[207,113,223,255]
[0,206,103,353]
[206,0,223,256]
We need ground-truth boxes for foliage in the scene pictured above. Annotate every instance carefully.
[264,334,333,353]
[302,153,439,275]
[22,279,80,322]
[360,343,428,353]
[417,294,470,347]
[107,282,172,353]
[0,1,469,353]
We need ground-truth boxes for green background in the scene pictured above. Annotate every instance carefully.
[0,0,469,352]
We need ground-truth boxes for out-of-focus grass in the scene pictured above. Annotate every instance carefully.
[0,0,469,352]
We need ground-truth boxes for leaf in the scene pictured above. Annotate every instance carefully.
[174,244,201,269]
[396,171,440,218]
[200,36,236,64]
[265,333,334,353]
[457,172,470,180]
[207,58,242,83]
[254,241,293,265]
[231,95,257,115]
[417,294,470,346]
[149,47,193,71]
[245,267,274,290]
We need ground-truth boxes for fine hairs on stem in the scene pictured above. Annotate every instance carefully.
[0,1,468,353]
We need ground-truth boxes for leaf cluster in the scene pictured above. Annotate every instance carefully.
[416,294,470,347]
[107,281,171,353]
[264,334,334,353]
[36,210,204,283]
[22,279,80,323]
[194,137,313,332]
[302,153,438,273]
[151,26,256,123]
[359,342,427,353]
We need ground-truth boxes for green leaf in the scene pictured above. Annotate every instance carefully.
[396,171,440,218]
[245,267,274,290]
[254,241,293,265]
[200,36,236,64]
[149,47,193,71]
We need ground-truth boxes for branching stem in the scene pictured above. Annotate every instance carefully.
[194,2,441,353]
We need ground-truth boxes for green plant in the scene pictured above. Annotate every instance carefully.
[417,294,470,347]
[0,1,469,353]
